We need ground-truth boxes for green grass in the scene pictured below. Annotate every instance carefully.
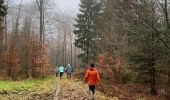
[0,76,56,93]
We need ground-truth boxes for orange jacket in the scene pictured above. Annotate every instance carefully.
[85,67,100,85]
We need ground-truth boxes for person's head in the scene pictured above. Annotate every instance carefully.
[68,64,70,66]
[90,64,95,68]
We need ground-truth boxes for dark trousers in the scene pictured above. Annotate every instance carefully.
[89,85,96,95]
[67,73,71,79]
[60,72,64,79]
[56,72,58,77]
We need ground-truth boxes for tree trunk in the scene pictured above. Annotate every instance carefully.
[4,0,9,50]
[148,58,157,95]
[69,32,73,66]
[87,46,89,64]
[25,43,28,78]
[148,32,157,95]
[167,69,170,99]
[14,0,22,39]
[8,64,12,77]
[32,32,35,77]
[71,39,73,66]
[56,35,60,67]
[165,59,170,99]
[4,15,7,50]
[0,21,4,56]
[63,30,67,66]
[39,0,43,42]
[74,36,77,67]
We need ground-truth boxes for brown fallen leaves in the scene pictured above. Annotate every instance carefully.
[55,75,118,100]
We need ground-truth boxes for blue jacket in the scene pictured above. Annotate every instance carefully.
[59,66,65,73]
[66,65,72,73]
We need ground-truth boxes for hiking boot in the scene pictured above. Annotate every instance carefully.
[87,90,90,95]
[92,96,95,100]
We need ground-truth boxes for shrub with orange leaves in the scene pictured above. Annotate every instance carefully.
[97,52,124,81]
[2,43,20,80]
[32,39,51,78]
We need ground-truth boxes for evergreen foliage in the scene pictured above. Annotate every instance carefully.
[74,0,101,63]
[0,0,7,19]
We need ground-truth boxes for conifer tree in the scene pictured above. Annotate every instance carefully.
[74,0,101,63]
[0,0,7,58]
[0,0,7,19]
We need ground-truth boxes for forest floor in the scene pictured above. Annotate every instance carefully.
[0,73,167,100]
[54,76,117,100]
[74,72,167,100]
[0,76,56,100]
[0,75,117,100]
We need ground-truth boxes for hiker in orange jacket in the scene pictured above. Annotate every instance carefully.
[85,64,100,96]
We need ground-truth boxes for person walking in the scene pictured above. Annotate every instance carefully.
[55,67,59,77]
[58,65,65,79]
[85,64,100,98]
[65,64,73,79]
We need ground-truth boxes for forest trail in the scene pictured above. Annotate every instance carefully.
[54,75,118,100]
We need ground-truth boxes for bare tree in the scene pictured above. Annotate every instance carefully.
[36,0,44,42]
[4,0,10,50]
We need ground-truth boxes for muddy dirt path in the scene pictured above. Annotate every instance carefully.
[54,76,118,100]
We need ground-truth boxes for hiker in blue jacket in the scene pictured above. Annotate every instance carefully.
[65,64,73,79]
[58,65,65,79]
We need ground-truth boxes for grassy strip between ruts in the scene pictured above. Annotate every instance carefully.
[0,75,57,100]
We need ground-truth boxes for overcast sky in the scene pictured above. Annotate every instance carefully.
[55,0,80,14]
[12,0,80,15]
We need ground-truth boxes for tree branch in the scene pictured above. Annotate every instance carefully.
[36,0,40,11]
[156,0,170,29]
[156,0,166,12]
[139,17,170,49]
